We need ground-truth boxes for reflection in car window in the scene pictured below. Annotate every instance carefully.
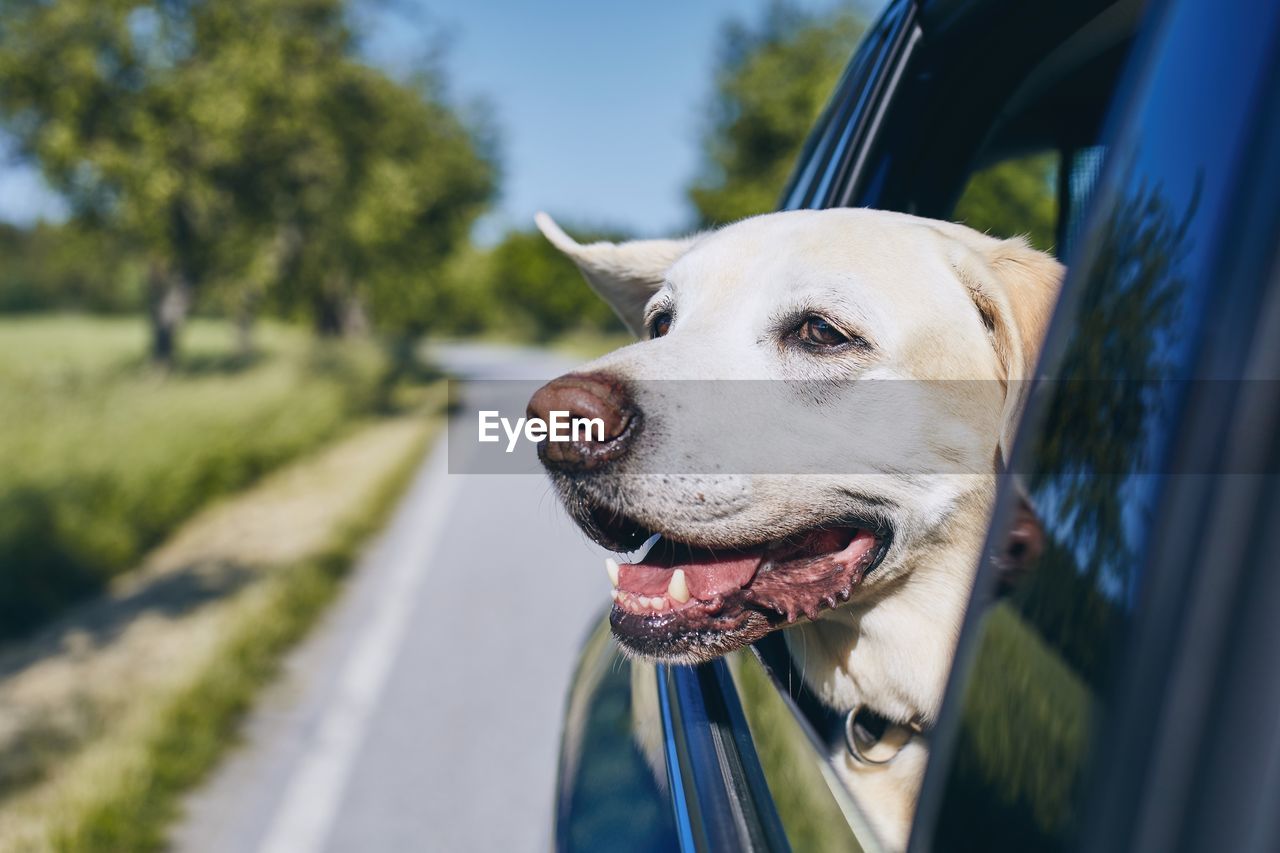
[730,650,872,852]
[932,174,1207,853]
[557,621,679,852]
[922,0,1280,844]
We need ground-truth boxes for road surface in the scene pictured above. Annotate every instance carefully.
[174,343,610,853]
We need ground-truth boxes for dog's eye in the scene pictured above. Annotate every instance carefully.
[649,312,673,339]
[796,315,854,348]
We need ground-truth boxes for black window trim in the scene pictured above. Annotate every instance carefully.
[656,661,792,852]
[781,0,920,212]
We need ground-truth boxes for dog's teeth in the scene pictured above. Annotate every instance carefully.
[647,596,666,610]
[668,569,690,603]
[605,558,620,588]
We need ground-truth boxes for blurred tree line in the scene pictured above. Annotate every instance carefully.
[0,0,1055,356]
[0,0,496,365]
[689,0,867,225]
[690,0,1056,246]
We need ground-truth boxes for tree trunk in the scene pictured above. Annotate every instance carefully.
[313,276,367,338]
[147,260,191,368]
[340,294,368,336]
[313,290,345,337]
[235,295,258,361]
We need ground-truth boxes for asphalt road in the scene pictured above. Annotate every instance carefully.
[174,342,611,853]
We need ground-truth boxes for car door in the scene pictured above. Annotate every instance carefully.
[911,0,1280,850]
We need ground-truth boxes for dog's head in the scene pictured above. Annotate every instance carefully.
[529,209,1061,664]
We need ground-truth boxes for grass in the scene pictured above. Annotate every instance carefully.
[24,399,443,852]
[0,314,392,638]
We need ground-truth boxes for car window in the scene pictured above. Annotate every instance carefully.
[729,649,877,852]
[556,622,680,852]
[913,0,1280,846]
[952,151,1060,252]
[926,166,1211,853]
[951,144,1109,259]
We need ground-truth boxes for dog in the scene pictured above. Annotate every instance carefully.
[527,208,1062,849]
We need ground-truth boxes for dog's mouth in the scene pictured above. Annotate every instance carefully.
[591,508,891,663]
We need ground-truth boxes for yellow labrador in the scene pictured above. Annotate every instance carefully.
[527,208,1061,849]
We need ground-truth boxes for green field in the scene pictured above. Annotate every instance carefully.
[0,315,391,639]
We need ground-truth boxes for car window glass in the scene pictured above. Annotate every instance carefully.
[918,0,1278,841]
[730,650,875,852]
[929,179,1212,853]
[556,621,679,852]
[952,151,1060,252]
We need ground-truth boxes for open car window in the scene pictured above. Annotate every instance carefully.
[952,144,1110,260]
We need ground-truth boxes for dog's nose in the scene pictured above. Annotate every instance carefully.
[526,372,638,472]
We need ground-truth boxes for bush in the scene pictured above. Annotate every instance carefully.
[0,315,388,639]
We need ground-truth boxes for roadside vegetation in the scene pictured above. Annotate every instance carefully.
[0,315,395,639]
[0,392,443,851]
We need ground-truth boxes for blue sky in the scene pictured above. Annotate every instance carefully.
[0,0,850,239]
[361,0,852,239]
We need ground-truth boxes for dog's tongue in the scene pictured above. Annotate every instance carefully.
[617,547,761,599]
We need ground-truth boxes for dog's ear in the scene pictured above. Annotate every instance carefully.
[535,212,699,337]
[948,233,1064,464]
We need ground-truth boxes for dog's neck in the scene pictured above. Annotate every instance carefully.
[784,479,996,725]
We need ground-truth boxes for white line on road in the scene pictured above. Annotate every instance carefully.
[258,440,459,853]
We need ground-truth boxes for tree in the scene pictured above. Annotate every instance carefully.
[952,153,1058,252]
[0,0,302,363]
[487,225,629,341]
[274,62,497,340]
[0,0,495,363]
[0,221,140,312]
[689,1,867,226]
